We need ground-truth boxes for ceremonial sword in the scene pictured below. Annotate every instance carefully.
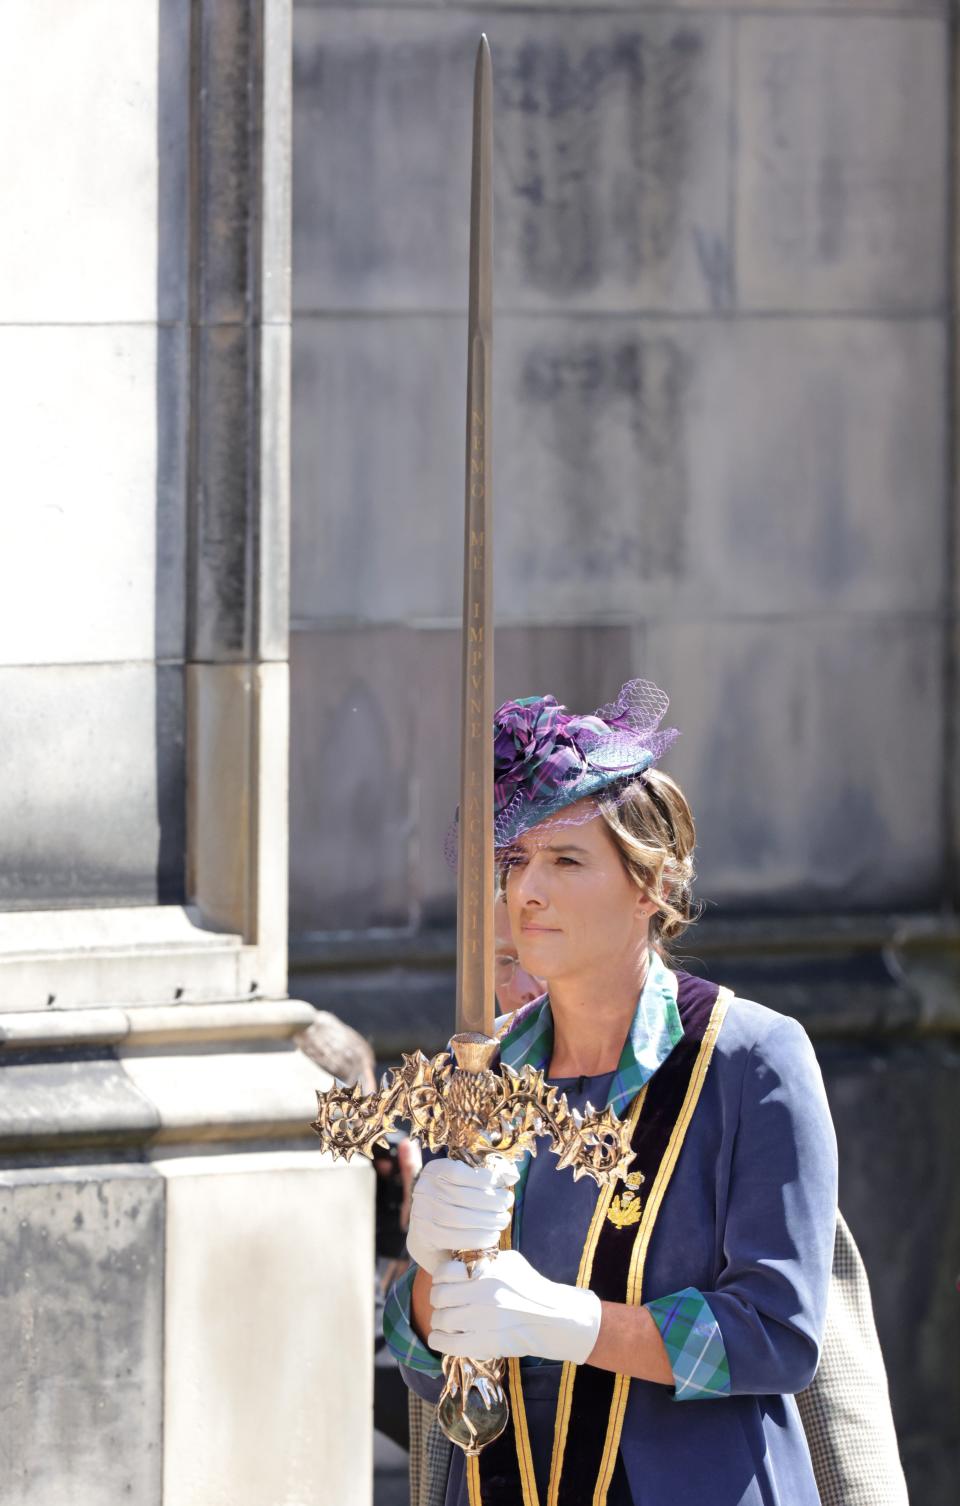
[311,36,634,1457]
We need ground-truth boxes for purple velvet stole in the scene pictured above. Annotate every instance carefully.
[476,970,721,1506]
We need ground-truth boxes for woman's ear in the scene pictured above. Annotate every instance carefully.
[635,891,659,920]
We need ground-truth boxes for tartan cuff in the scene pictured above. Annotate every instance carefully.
[383,1264,444,1378]
[645,1286,731,1401]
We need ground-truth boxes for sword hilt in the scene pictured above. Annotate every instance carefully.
[448,1031,505,1276]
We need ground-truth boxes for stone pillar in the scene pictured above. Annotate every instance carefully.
[0,5,371,1504]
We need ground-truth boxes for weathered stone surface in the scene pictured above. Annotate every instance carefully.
[0,664,185,909]
[263,0,294,328]
[0,1009,129,1050]
[293,8,732,313]
[645,613,944,911]
[290,310,697,623]
[0,1000,316,1051]
[186,663,255,934]
[291,311,695,623]
[0,0,189,324]
[258,322,292,661]
[496,315,945,621]
[737,14,947,311]
[189,324,257,661]
[186,663,289,991]
[289,626,419,931]
[820,1039,960,1503]
[0,1164,164,1506]
[250,661,292,997]
[158,1149,373,1506]
[299,1,943,11]
[194,0,260,327]
[494,318,694,619]
[188,325,290,665]
[0,941,253,1016]
[118,1038,326,1142]
[673,317,945,618]
[293,313,943,625]
[0,1052,159,1151]
[179,4,293,662]
[122,998,317,1045]
[0,325,188,667]
[291,314,463,624]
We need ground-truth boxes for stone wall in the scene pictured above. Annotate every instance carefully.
[290,0,949,931]
[0,5,373,1504]
[0,0,190,907]
[290,1,959,1498]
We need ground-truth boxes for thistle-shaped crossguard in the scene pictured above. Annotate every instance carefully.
[311,1031,635,1456]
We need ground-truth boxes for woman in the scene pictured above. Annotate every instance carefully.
[385,680,838,1506]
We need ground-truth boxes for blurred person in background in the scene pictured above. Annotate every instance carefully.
[495,893,546,1014]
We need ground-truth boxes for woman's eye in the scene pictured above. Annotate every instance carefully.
[555,856,579,867]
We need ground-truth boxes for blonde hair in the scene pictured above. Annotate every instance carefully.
[596,770,699,959]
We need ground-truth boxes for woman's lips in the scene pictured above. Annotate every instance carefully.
[520,923,560,934]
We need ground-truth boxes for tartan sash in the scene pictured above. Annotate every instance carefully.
[469,972,729,1506]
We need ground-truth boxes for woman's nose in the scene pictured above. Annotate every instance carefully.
[513,857,546,906]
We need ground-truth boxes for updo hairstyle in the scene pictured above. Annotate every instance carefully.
[596,769,699,958]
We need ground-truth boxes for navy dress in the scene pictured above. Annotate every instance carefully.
[400,997,837,1506]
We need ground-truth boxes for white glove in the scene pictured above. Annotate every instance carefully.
[406,1157,519,1277]
[428,1249,602,1365]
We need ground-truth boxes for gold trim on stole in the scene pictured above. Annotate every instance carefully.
[545,1088,649,1506]
[467,989,731,1506]
[466,1089,648,1506]
[591,990,731,1504]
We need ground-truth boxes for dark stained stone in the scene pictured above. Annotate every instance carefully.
[293,8,732,314]
[189,324,256,661]
[0,1053,159,1151]
[819,1037,960,1502]
[0,1164,164,1505]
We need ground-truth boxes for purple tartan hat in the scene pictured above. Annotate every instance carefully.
[492,678,680,848]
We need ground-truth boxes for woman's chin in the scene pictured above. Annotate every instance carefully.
[517,937,565,975]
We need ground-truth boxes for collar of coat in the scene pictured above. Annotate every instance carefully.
[495,948,683,1116]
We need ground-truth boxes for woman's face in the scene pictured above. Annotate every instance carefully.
[503,799,654,987]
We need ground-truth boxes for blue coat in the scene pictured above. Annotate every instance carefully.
[399,996,838,1506]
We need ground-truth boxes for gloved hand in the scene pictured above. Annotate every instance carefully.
[406,1156,519,1277]
[428,1249,602,1365]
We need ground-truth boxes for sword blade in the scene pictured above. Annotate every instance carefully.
[456,35,494,1038]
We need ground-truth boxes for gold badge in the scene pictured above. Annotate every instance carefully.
[607,1170,644,1228]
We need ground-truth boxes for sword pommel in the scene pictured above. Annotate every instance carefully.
[449,1032,500,1074]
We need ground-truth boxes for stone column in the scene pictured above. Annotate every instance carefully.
[0,5,371,1504]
